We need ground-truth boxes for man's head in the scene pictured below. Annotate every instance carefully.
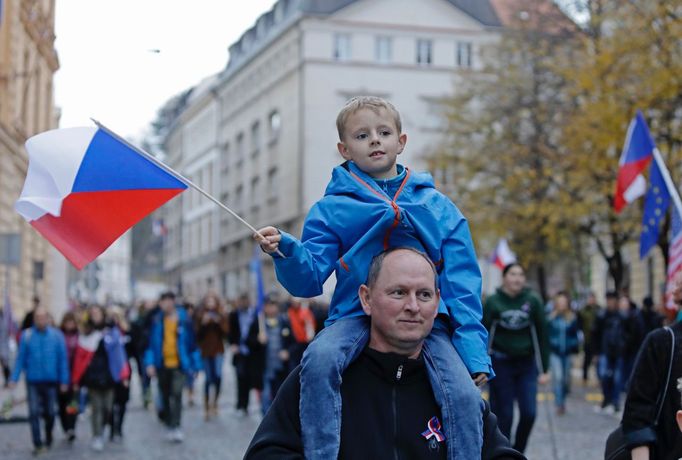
[264,298,279,318]
[359,247,440,358]
[618,294,632,313]
[673,271,682,306]
[33,306,49,331]
[159,291,176,314]
[336,96,406,179]
[605,291,618,311]
[586,292,597,306]
[236,294,250,311]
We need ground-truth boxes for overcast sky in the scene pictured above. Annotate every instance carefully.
[54,1,278,140]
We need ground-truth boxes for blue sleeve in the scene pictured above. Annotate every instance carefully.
[272,203,341,297]
[56,332,69,385]
[10,332,27,383]
[144,323,157,369]
[439,215,492,376]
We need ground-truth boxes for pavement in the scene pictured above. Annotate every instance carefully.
[0,361,618,459]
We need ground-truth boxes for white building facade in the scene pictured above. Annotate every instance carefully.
[163,0,504,301]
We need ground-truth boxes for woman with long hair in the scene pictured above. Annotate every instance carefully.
[195,291,229,420]
[483,262,550,453]
[57,312,79,442]
[106,307,131,442]
[71,306,129,451]
[547,291,579,415]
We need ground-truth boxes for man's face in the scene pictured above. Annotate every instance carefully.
[606,296,618,311]
[159,297,175,314]
[359,250,439,357]
[337,108,406,179]
[34,307,48,331]
[673,271,682,305]
[264,302,278,318]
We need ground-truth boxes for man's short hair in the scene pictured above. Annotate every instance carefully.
[159,291,176,301]
[365,247,438,291]
[605,291,618,300]
[336,96,402,140]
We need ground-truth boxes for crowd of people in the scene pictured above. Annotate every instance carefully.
[4,95,682,459]
[483,261,677,457]
[1,291,328,455]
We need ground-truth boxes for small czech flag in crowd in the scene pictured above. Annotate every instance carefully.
[15,126,187,269]
[613,111,655,213]
[490,238,517,270]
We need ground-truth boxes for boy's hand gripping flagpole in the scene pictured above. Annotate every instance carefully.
[92,120,285,258]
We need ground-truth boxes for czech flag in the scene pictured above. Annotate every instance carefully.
[490,238,516,270]
[15,126,187,269]
[613,111,655,213]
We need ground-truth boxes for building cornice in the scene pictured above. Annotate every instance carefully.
[21,0,59,72]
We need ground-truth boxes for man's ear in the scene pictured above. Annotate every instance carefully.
[337,142,352,160]
[676,410,682,432]
[431,289,440,319]
[397,133,407,154]
[359,284,372,316]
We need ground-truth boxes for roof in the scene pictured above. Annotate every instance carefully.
[489,0,577,32]
[298,0,501,26]
[223,0,502,74]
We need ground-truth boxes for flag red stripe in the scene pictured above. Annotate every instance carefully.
[31,188,183,269]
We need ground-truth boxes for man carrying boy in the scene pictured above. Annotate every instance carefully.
[256,96,491,459]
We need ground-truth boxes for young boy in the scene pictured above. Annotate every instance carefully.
[256,96,491,460]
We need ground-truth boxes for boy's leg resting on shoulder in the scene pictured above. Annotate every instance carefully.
[300,316,369,459]
[423,319,484,459]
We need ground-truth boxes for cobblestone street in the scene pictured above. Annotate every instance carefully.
[1,362,618,459]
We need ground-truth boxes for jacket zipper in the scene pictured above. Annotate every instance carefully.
[393,364,403,460]
[347,168,411,249]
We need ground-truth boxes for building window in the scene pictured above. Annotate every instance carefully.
[221,142,230,174]
[236,132,244,163]
[251,121,261,156]
[334,33,351,61]
[268,110,281,142]
[457,41,472,68]
[375,36,392,63]
[267,167,279,201]
[416,39,432,65]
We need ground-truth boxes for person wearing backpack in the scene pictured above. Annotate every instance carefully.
[593,291,626,415]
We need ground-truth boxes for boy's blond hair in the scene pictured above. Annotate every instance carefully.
[336,96,402,140]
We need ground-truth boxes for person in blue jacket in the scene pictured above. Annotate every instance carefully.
[547,291,579,415]
[144,292,191,443]
[9,306,69,455]
[256,96,491,460]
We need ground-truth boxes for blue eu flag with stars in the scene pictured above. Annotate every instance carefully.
[640,158,670,259]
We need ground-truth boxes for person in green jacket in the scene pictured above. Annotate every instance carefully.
[483,262,549,454]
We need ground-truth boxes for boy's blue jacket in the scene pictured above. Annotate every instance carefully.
[11,326,69,385]
[272,161,492,375]
[144,307,197,372]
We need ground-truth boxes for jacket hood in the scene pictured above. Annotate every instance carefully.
[324,161,435,200]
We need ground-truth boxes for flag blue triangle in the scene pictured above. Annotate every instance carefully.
[72,129,187,193]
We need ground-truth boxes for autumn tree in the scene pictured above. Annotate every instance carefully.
[556,0,682,291]
[431,0,577,300]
